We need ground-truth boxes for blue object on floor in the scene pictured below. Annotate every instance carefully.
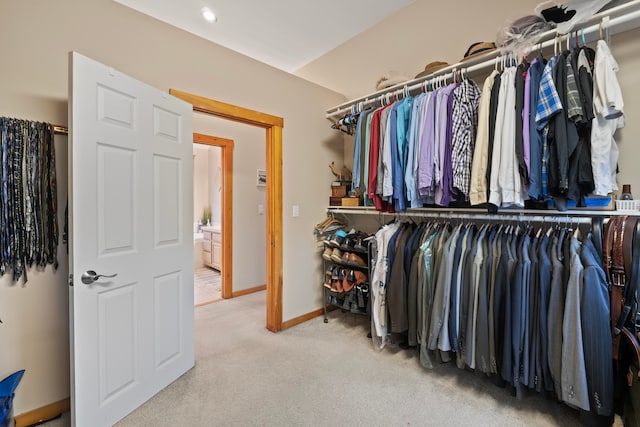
[1,370,25,427]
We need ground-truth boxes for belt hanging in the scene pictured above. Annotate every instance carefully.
[617,218,640,336]
[608,216,627,360]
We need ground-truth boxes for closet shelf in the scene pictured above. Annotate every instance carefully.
[327,206,640,221]
[325,0,640,120]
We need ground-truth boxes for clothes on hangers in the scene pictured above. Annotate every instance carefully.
[345,37,623,212]
[370,217,613,418]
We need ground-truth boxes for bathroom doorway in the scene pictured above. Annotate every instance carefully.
[193,140,226,306]
[193,133,234,306]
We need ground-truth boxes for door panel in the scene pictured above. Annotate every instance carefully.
[97,144,136,255]
[154,272,182,367]
[69,52,194,426]
[99,284,137,402]
[154,155,181,246]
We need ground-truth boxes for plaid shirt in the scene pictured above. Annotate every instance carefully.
[565,56,583,122]
[451,80,481,199]
[535,56,562,130]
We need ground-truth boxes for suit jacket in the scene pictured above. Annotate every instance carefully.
[561,237,590,411]
[580,237,613,417]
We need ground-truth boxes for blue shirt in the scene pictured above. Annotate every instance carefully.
[406,93,427,208]
[394,97,413,211]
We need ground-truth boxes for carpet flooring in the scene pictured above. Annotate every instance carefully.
[37,291,621,426]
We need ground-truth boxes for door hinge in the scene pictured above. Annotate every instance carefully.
[68,274,74,287]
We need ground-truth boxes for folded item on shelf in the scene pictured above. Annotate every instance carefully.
[376,70,410,90]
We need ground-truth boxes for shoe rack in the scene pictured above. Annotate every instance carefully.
[321,232,373,323]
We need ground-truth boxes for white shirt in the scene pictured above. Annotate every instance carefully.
[371,222,401,348]
[489,68,525,207]
[591,39,624,196]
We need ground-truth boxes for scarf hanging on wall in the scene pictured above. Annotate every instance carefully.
[0,117,58,282]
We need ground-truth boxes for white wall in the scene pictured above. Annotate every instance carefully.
[0,0,345,415]
[194,113,267,291]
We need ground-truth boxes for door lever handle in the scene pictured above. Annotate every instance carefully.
[81,270,118,285]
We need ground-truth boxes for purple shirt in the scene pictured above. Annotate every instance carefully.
[435,84,458,206]
[418,89,438,198]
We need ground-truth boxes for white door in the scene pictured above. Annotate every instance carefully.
[68,52,194,426]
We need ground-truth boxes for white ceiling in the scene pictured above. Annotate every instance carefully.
[113,0,414,73]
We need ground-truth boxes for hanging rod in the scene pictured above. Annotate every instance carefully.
[54,125,68,135]
[328,206,640,220]
[325,0,640,120]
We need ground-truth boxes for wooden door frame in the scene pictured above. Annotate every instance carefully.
[171,89,284,332]
[193,133,234,300]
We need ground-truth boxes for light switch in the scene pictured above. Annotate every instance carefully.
[292,205,300,217]
[258,204,264,215]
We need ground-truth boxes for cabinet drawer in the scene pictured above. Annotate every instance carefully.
[203,231,213,241]
[212,232,221,243]
[203,250,212,266]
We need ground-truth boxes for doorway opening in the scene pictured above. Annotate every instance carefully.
[192,133,234,306]
[171,89,284,332]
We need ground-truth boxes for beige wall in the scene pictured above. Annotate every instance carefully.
[0,0,344,415]
[295,0,543,99]
[193,145,210,226]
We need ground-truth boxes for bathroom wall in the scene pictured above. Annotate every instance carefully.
[193,144,210,227]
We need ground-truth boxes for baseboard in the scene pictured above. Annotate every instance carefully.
[282,306,336,330]
[15,398,70,427]
[231,284,266,298]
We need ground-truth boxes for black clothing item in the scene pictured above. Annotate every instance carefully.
[515,62,530,185]
[567,129,595,205]
[486,73,502,192]
[548,53,578,197]
[577,47,596,125]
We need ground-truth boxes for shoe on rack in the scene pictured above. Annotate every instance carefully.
[330,266,341,280]
[355,234,375,252]
[341,251,352,264]
[356,283,369,309]
[341,235,357,251]
[342,295,351,310]
[330,248,344,263]
[353,270,368,284]
[348,253,367,268]
[329,229,348,247]
[322,247,333,261]
[323,276,333,290]
[331,278,344,293]
[354,237,368,252]
[342,270,356,292]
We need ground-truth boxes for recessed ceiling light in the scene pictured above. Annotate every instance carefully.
[201,7,217,23]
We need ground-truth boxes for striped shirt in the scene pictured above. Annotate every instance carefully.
[451,79,482,200]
